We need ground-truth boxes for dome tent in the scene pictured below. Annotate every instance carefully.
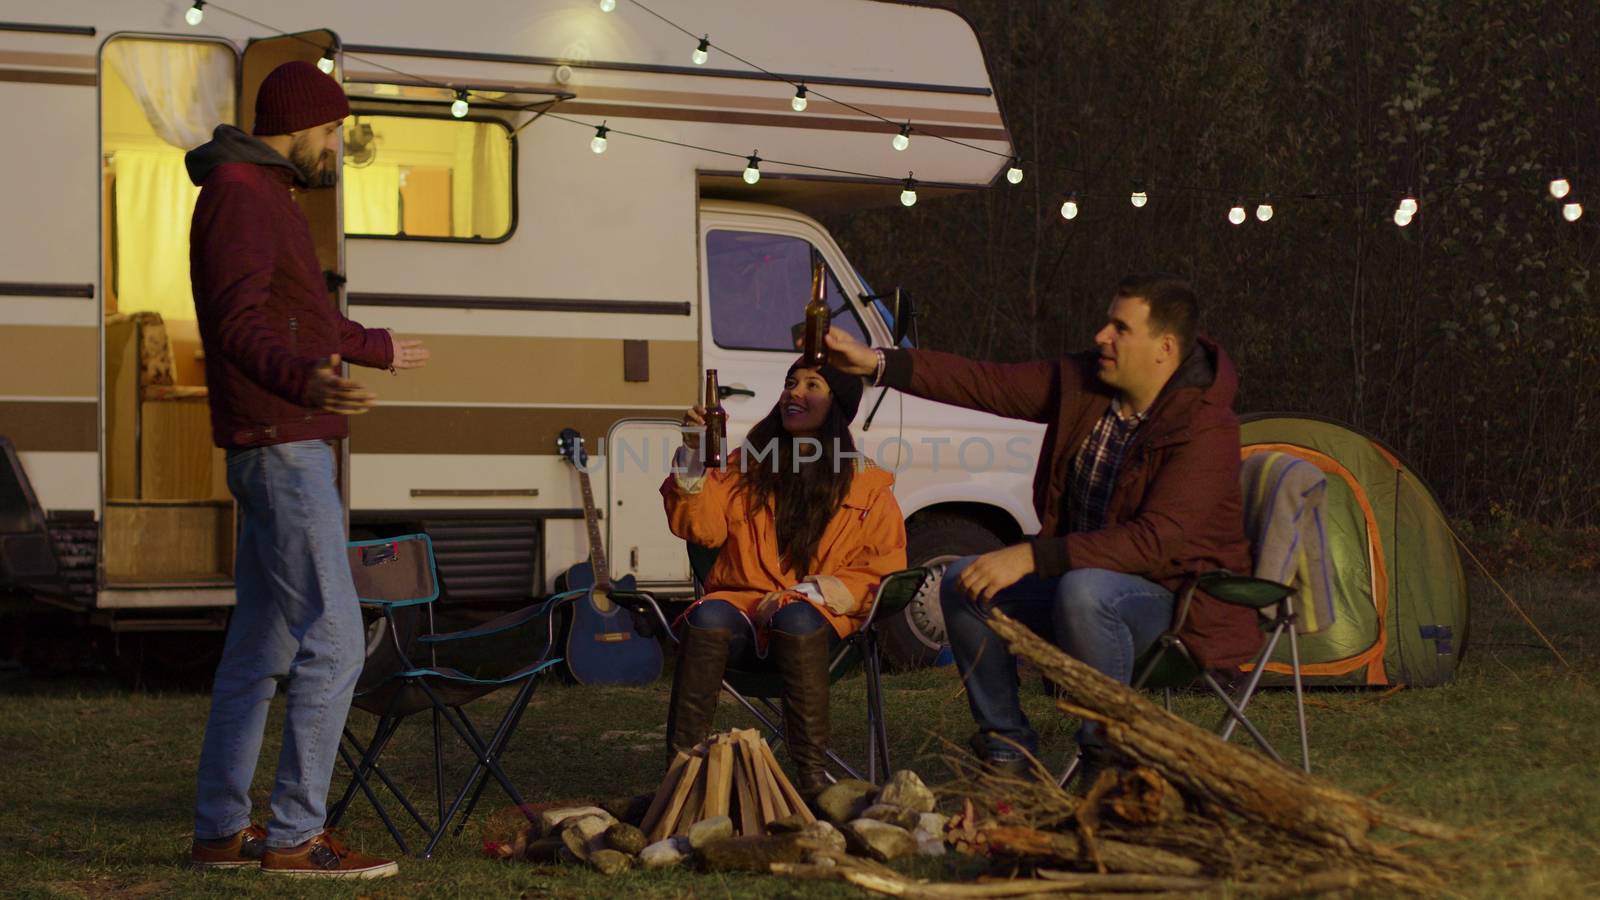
[1241,414,1469,687]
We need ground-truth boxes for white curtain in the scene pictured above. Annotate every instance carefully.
[104,39,235,151]
[112,149,202,322]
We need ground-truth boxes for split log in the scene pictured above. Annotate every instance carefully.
[985,612,1463,856]
[699,832,819,872]
[983,824,1202,877]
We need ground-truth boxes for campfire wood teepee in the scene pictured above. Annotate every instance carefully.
[641,729,815,842]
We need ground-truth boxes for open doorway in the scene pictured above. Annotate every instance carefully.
[100,36,237,585]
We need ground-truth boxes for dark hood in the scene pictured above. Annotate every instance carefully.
[1154,335,1237,419]
[185,124,303,187]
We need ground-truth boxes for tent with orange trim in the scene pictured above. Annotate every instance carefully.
[1241,414,1469,687]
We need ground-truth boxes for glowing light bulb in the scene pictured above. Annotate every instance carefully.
[1550,178,1571,199]
[900,175,918,207]
[599,0,616,10]
[743,153,761,185]
[892,123,911,152]
[1006,159,1023,184]
[692,36,709,65]
[317,49,336,74]
[450,91,469,118]
[1060,193,1079,220]
[590,123,609,154]
[185,1,204,26]
[1255,199,1274,222]
[791,85,808,112]
[1394,208,1413,227]
[1398,195,1418,216]
[1563,202,1583,222]
[1130,192,1148,208]
[1228,203,1246,225]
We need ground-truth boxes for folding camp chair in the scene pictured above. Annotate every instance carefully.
[326,534,565,858]
[604,544,930,785]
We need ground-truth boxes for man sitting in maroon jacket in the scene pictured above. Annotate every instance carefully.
[823,273,1255,785]
[184,61,428,878]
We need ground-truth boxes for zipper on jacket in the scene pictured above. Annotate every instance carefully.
[289,316,312,422]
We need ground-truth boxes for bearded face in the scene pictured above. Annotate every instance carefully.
[288,130,335,181]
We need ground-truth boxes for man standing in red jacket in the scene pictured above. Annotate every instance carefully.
[184,61,428,878]
[823,274,1254,784]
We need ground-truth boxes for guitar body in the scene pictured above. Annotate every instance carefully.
[559,562,664,687]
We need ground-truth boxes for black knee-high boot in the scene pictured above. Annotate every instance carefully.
[664,623,732,759]
[771,626,833,797]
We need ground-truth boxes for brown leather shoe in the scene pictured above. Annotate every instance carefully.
[260,831,397,879]
[189,823,267,868]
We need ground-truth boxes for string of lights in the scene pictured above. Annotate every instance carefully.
[181,0,1585,225]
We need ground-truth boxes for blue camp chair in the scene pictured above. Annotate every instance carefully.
[606,545,930,785]
[327,534,565,858]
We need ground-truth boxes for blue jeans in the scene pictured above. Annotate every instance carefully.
[940,559,1173,760]
[194,440,365,848]
[688,599,839,665]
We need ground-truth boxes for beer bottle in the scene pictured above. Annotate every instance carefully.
[703,369,728,468]
[802,262,830,367]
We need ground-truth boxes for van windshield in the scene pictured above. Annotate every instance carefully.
[706,230,867,352]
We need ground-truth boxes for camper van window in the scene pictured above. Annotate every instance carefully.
[343,114,515,242]
[705,230,867,352]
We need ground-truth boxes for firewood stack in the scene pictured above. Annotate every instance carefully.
[641,728,815,842]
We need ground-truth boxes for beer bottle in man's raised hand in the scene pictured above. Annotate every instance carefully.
[802,262,830,367]
[703,369,728,468]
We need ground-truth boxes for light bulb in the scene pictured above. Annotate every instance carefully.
[1228,203,1246,225]
[1550,178,1571,199]
[450,92,469,118]
[1398,195,1418,216]
[185,2,204,26]
[1130,191,1148,208]
[892,123,911,152]
[590,123,609,154]
[692,36,709,65]
[1394,208,1413,227]
[317,50,335,74]
[1563,202,1583,222]
[599,0,616,10]
[1060,193,1079,220]
[1256,200,1274,222]
[1006,159,1023,184]
[791,85,808,112]
[900,175,917,207]
[743,153,761,185]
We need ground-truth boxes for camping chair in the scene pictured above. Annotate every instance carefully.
[326,534,565,858]
[603,544,929,785]
[1058,453,1333,785]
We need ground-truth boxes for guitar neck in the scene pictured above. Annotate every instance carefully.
[576,468,611,591]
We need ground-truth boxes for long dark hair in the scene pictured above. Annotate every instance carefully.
[738,395,858,577]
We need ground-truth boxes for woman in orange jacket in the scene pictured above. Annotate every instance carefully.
[660,359,906,795]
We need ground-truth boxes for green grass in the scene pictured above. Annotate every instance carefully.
[2,572,1597,898]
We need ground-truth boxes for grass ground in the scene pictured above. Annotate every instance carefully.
[1,570,1596,899]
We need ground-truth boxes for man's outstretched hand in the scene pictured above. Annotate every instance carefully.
[390,335,431,370]
[306,354,377,415]
[957,544,1036,605]
[793,326,878,376]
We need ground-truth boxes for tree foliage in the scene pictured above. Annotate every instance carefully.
[822,0,1600,525]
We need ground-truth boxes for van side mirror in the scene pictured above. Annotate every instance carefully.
[890,288,914,346]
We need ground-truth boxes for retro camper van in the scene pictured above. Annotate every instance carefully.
[0,0,1042,661]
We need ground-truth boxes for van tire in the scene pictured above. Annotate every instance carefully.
[879,513,1005,671]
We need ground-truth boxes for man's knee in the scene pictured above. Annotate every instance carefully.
[938,555,981,617]
[1054,569,1122,619]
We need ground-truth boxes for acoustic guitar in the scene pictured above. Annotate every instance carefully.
[555,428,664,686]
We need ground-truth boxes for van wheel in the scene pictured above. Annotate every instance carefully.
[879,514,1005,671]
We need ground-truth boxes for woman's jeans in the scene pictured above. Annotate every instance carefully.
[193,440,365,848]
[940,558,1173,760]
[687,599,840,664]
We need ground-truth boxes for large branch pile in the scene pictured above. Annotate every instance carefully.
[933,611,1468,894]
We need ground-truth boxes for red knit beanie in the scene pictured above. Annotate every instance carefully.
[252,60,351,136]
